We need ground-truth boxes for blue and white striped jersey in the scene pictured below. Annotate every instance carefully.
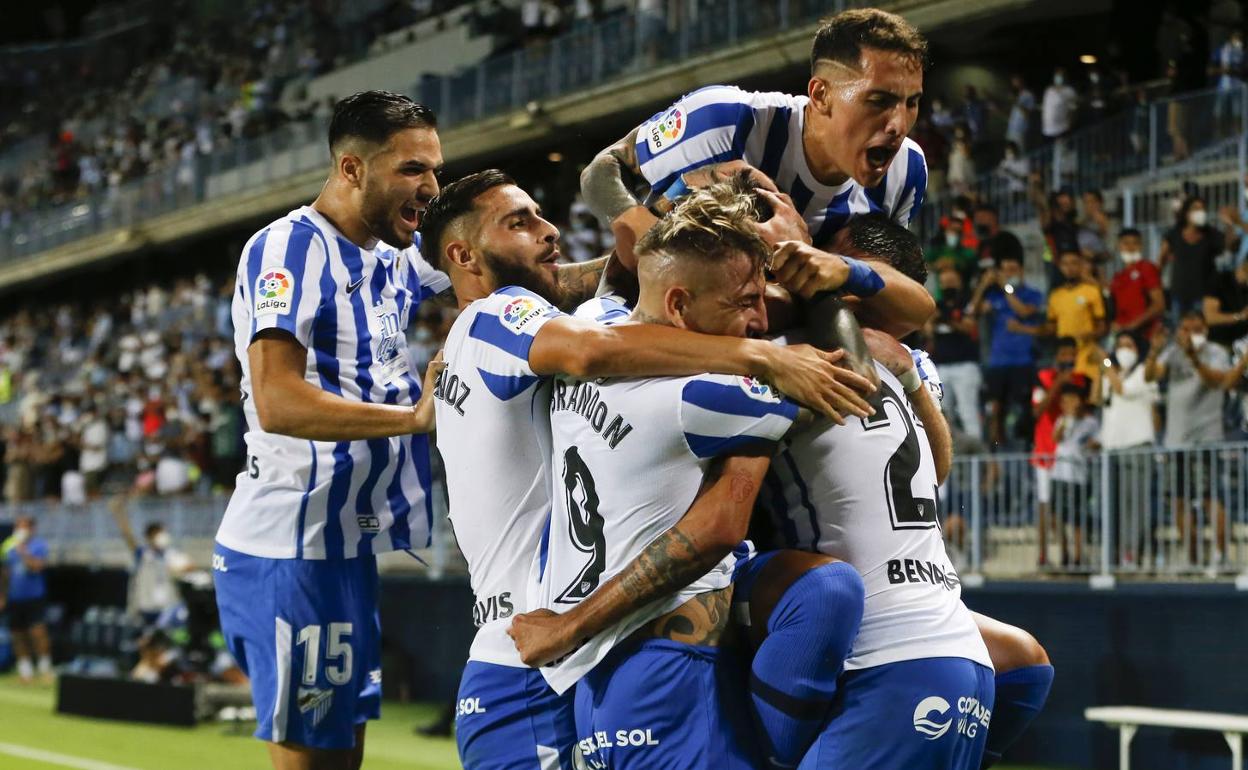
[635,85,928,246]
[216,206,450,561]
[534,363,798,694]
[434,287,565,667]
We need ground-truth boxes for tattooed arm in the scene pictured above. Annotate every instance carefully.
[507,452,771,667]
[555,255,610,311]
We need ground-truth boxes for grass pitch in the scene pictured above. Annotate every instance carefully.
[0,675,1065,769]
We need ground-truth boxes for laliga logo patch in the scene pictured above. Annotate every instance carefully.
[737,376,781,403]
[646,106,686,155]
[501,297,544,333]
[913,696,952,740]
[255,268,294,317]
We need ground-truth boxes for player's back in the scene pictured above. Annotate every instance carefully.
[634,85,928,245]
[767,362,990,671]
[435,287,563,667]
[535,368,797,694]
[219,205,446,561]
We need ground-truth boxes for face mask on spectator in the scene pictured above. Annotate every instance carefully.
[153,531,171,550]
[1189,209,1208,227]
[1120,250,1142,264]
[1115,348,1138,370]
[1053,73,1065,86]
[945,231,961,247]
[1191,333,1208,349]
[1055,359,1074,372]
[975,223,992,238]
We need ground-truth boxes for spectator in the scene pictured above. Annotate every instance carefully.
[1005,74,1037,150]
[78,406,109,496]
[1077,190,1112,266]
[926,216,977,283]
[1041,67,1078,143]
[1034,184,1082,282]
[996,141,1030,201]
[961,85,987,141]
[1202,259,1248,349]
[1047,251,1108,379]
[1161,196,1224,316]
[1050,383,1100,567]
[1109,228,1166,344]
[1210,29,1246,125]
[928,267,982,440]
[1,516,53,683]
[972,203,1024,267]
[946,131,975,197]
[972,253,1045,448]
[110,495,195,626]
[1092,332,1160,451]
[1145,314,1232,564]
[1219,173,1248,265]
[1031,337,1089,568]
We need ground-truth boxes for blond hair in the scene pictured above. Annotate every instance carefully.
[635,178,770,274]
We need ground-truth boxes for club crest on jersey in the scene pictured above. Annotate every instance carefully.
[297,686,333,728]
[646,105,686,155]
[737,376,781,403]
[255,268,294,317]
[501,296,545,333]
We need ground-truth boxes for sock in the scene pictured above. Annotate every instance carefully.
[16,657,33,680]
[981,664,1055,768]
[37,655,52,675]
[749,561,864,768]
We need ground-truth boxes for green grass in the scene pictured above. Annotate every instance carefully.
[0,675,1068,769]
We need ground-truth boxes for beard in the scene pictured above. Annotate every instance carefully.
[481,248,560,304]
[360,181,412,249]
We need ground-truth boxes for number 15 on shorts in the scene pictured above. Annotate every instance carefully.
[297,622,353,686]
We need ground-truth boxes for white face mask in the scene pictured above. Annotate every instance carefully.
[945,232,961,248]
[1189,209,1209,227]
[152,531,171,550]
[1115,348,1138,370]
[1191,333,1208,349]
[12,527,29,545]
[1120,250,1142,264]
[1053,74,1065,86]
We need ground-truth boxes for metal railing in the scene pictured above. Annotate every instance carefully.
[0,0,860,264]
[945,443,1248,581]
[920,84,1248,234]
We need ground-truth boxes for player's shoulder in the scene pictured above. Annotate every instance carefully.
[680,373,796,417]
[468,286,561,331]
[573,295,631,325]
[243,207,331,263]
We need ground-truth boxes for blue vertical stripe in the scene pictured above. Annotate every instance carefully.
[788,176,814,219]
[323,442,353,560]
[763,469,800,549]
[384,438,412,551]
[354,438,389,555]
[757,107,791,182]
[294,442,318,559]
[780,448,821,552]
[811,189,855,248]
[278,223,314,340]
[408,434,435,549]
[905,147,928,225]
[245,230,270,338]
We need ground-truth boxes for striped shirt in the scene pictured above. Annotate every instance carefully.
[216,206,450,561]
[635,85,928,246]
[435,287,565,667]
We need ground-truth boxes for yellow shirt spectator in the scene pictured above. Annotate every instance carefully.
[1048,279,1106,378]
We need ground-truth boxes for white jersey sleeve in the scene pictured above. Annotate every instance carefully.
[906,343,944,403]
[679,374,799,457]
[573,295,632,324]
[407,232,452,300]
[241,218,329,348]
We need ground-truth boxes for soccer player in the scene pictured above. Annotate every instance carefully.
[581,8,928,263]
[418,170,872,770]
[212,91,452,770]
[0,516,53,683]
[528,183,813,769]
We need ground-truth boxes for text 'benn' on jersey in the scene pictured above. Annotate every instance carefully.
[435,286,565,668]
[535,368,797,694]
[217,205,450,561]
[634,85,927,246]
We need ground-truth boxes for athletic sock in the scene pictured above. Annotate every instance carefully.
[37,655,52,675]
[16,657,33,680]
[981,663,1055,768]
[749,561,864,768]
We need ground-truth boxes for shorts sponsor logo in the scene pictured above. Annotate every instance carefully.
[297,686,333,729]
[955,696,992,739]
[501,297,546,333]
[457,697,487,716]
[368,669,382,685]
[737,376,781,403]
[211,553,228,572]
[255,269,294,317]
[578,729,660,756]
[646,106,686,154]
[913,695,952,740]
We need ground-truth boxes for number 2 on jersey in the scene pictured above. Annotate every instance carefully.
[555,446,607,604]
[863,381,939,531]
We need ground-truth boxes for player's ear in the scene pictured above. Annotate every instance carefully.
[664,286,692,329]
[338,151,365,188]
[444,241,482,275]
[808,76,831,116]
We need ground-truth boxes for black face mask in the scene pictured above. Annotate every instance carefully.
[1055,360,1074,372]
[975,224,992,238]
[942,288,962,304]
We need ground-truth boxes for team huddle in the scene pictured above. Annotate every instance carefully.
[212,8,1054,770]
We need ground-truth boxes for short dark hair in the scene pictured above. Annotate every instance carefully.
[328,90,437,154]
[840,212,927,285]
[1058,383,1084,398]
[973,203,998,218]
[996,252,1023,267]
[144,523,163,539]
[811,8,928,74]
[418,169,515,270]
[1181,309,1206,324]
[1118,227,1142,240]
[1055,336,1078,350]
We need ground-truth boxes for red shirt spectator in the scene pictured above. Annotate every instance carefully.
[1109,229,1165,339]
[1031,345,1089,468]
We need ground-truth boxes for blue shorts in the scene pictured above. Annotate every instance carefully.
[799,657,995,770]
[456,661,578,769]
[212,543,381,750]
[575,638,757,770]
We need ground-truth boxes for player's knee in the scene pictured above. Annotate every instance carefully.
[983,620,1050,672]
[775,560,865,634]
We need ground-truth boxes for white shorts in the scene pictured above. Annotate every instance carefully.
[1035,465,1052,505]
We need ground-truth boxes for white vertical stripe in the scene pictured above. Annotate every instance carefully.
[535,744,562,770]
[272,617,293,743]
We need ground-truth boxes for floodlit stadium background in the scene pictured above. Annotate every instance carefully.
[1,0,1248,768]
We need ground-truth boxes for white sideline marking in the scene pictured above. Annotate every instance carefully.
[0,741,141,770]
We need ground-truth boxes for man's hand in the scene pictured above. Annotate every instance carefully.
[507,609,580,668]
[610,205,660,271]
[753,189,811,247]
[862,328,913,377]
[409,352,445,434]
[769,242,850,299]
[764,345,874,424]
